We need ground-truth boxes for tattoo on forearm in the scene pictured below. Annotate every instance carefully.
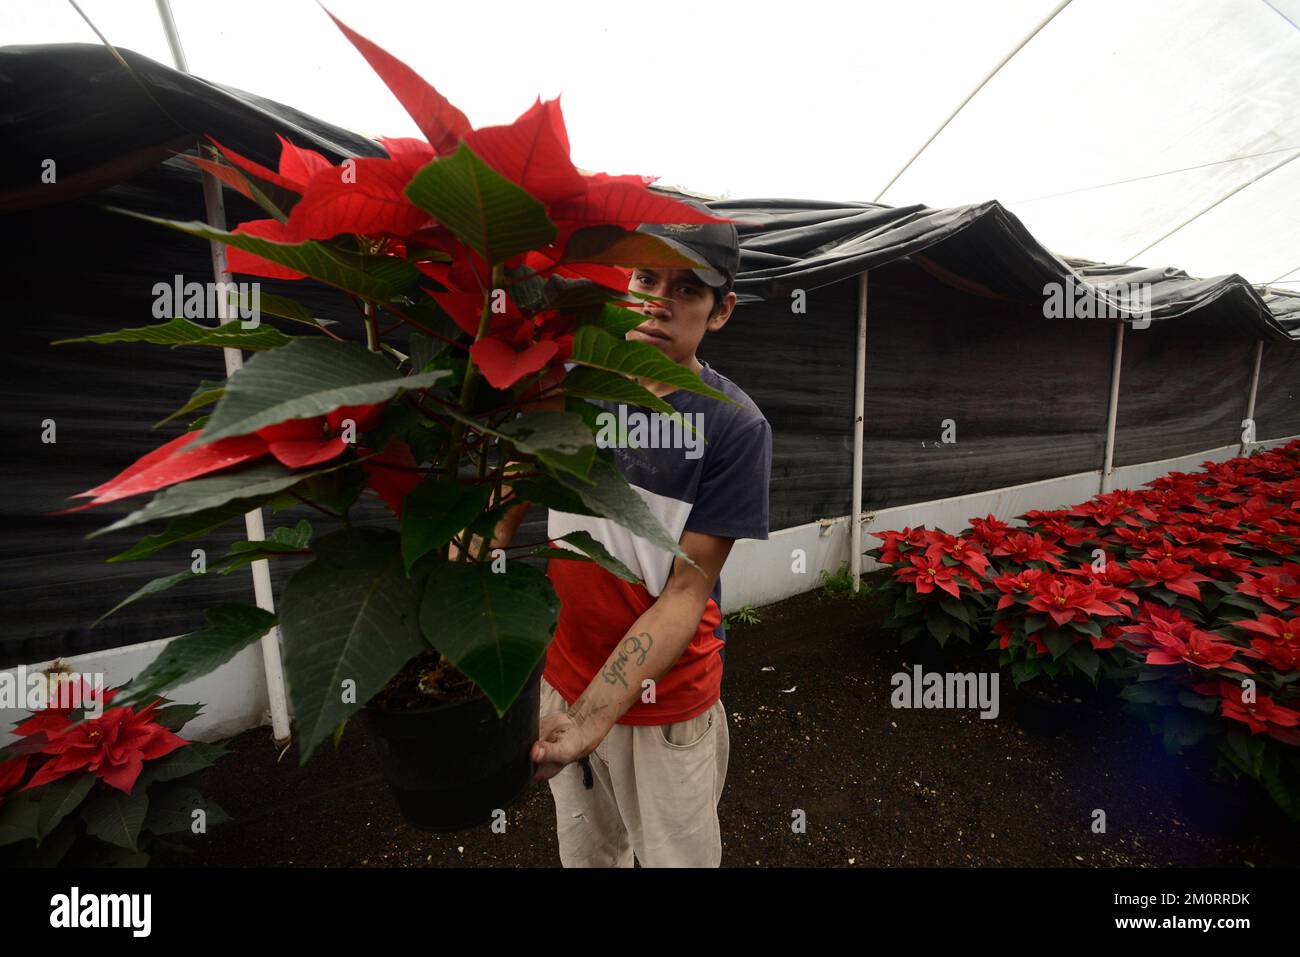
[628,631,653,665]
[600,631,654,689]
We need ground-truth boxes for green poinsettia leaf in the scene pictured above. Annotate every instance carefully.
[546,455,698,572]
[400,480,494,574]
[498,411,597,483]
[108,207,419,302]
[148,702,207,733]
[194,338,449,446]
[218,520,315,573]
[533,529,642,584]
[52,317,293,352]
[137,742,225,790]
[0,791,42,847]
[110,605,278,710]
[92,569,202,628]
[568,325,735,405]
[279,527,426,764]
[404,142,557,265]
[87,461,312,537]
[155,379,227,429]
[418,560,558,715]
[34,773,96,844]
[559,226,709,269]
[576,302,657,338]
[106,497,268,562]
[81,789,149,852]
[143,784,230,835]
[228,289,339,330]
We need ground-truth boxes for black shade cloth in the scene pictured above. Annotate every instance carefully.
[2,43,1297,668]
[720,198,1300,341]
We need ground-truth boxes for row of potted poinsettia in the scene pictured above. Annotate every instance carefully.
[0,677,225,865]
[867,439,1300,823]
[45,11,740,830]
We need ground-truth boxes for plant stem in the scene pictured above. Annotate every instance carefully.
[456,264,503,416]
[449,263,504,473]
[383,301,466,352]
[448,263,505,562]
[364,301,379,352]
[475,377,564,420]
[474,437,512,564]
[289,490,344,521]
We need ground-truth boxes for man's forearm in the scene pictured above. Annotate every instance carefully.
[565,589,705,753]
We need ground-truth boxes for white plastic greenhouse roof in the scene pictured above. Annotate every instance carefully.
[871,0,1300,293]
[4,0,1296,291]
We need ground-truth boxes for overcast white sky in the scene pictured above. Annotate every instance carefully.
[4,0,1298,286]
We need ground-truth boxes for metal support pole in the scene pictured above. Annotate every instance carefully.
[850,272,868,591]
[1101,320,1125,493]
[1242,340,1264,455]
[155,0,291,746]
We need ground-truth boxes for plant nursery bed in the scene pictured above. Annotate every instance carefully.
[154,583,1300,867]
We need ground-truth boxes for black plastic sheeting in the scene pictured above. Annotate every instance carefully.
[721,198,1300,340]
[703,263,1300,530]
[3,43,1298,668]
[0,160,401,670]
[0,43,385,211]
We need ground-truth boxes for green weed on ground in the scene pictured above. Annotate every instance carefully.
[817,561,874,601]
[723,603,763,630]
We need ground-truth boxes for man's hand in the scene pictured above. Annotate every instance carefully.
[531,711,599,783]
[530,530,736,784]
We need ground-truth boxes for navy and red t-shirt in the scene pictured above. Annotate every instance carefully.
[543,358,772,725]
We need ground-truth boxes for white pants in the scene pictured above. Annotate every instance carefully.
[540,676,729,867]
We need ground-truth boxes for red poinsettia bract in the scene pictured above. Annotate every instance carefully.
[57,402,390,512]
[1193,679,1300,744]
[894,544,964,599]
[16,694,189,795]
[206,13,736,392]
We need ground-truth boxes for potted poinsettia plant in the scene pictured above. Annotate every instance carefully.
[52,11,739,831]
[867,524,995,674]
[0,675,228,866]
[868,442,1300,821]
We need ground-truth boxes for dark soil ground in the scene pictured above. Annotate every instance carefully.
[154,574,1300,867]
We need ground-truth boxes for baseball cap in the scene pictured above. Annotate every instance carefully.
[634,199,740,288]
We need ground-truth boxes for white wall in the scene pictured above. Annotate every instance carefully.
[719,435,1298,613]
[1,639,270,746]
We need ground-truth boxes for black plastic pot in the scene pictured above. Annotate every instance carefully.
[1014,678,1086,737]
[360,660,543,832]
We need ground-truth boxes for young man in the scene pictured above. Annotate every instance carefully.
[494,203,772,867]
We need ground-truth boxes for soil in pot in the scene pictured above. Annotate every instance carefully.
[361,649,543,833]
[1014,677,1087,737]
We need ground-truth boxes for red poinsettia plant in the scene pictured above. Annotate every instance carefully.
[867,440,1300,821]
[51,11,739,764]
[0,677,227,866]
